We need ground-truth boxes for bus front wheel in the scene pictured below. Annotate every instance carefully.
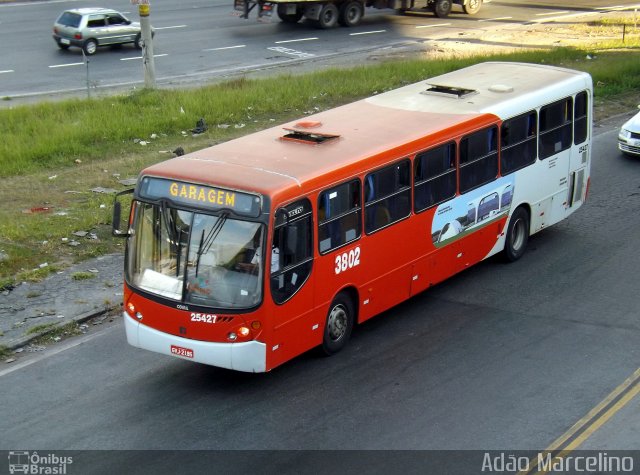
[504,206,529,262]
[322,293,354,355]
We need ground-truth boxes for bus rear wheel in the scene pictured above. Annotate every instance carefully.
[504,206,529,262]
[322,293,354,355]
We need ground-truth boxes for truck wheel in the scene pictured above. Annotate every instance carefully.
[463,0,481,14]
[316,3,339,28]
[503,206,530,262]
[277,4,303,23]
[432,0,452,18]
[338,1,364,27]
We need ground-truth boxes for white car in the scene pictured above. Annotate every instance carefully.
[618,108,640,157]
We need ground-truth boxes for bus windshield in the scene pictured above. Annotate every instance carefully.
[128,202,265,309]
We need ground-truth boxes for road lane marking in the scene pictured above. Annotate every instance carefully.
[49,62,84,68]
[561,382,640,451]
[203,45,246,52]
[478,16,512,22]
[0,69,15,74]
[275,37,318,44]
[350,30,386,35]
[154,25,187,30]
[597,4,640,10]
[120,54,168,61]
[526,11,599,24]
[415,23,451,29]
[517,367,640,475]
[267,46,315,59]
[0,322,122,378]
[535,11,569,16]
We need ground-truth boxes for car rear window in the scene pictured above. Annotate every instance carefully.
[57,12,82,28]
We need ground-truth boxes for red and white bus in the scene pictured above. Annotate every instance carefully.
[113,62,592,372]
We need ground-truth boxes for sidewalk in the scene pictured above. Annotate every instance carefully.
[0,254,124,352]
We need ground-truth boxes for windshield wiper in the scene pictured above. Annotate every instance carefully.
[194,212,229,277]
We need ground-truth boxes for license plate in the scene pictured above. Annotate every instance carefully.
[630,139,640,147]
[170,345,194,358]
[60,38,70,45]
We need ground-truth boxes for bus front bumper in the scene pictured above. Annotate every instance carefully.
[124,312,267,373]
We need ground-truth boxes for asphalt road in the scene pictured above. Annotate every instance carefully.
[0,119,638,473]
[1,0,640,99]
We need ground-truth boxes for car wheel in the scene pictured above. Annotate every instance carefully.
[432,0,452,18]
[83,39,98,56]
[504,206,530,262]
[338,1,364,26]
[56,41,70,50]
[135,33,143,49]
[322,292,355,355]
[463,0,481,14]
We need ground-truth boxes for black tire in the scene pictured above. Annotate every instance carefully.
[322,292,355,355]
[463,0,481,14]
[277,4,303,23]
[56,41,70,50]
[316,3,339,29]
[82,39,98,56]
[504,206,530,262]
[135,33,143,49]
[338,1,364,27]
[432,0,452,18]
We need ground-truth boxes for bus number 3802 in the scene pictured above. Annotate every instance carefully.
[335,247,361,275]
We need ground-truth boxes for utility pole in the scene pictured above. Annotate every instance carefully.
[136,0,156,88]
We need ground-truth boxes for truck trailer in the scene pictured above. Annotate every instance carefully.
[233,0,490,28]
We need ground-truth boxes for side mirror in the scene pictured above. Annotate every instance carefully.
[112,188,134,237]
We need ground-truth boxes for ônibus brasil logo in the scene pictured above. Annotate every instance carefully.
[8,451,73,474]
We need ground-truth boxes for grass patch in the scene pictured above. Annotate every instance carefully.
[31,322,82,345]
[16,265,61,283]
[26,322,57,336]
[72,271,97,281]
[0,345,10,359]
[0,42,639,281]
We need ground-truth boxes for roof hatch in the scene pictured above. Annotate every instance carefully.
[280,127,340,145]
[422,83,478,99]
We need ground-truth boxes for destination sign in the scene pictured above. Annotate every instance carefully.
[138,177,261,217]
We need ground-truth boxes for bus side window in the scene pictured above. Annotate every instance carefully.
[459,126,498,194]
[271,198,313,304]
[414,141,457,212]
[574,91,589,145]
[364,159,411,234]
[539,97,573,159]
[501,110,537,175]
[318,180,361,254]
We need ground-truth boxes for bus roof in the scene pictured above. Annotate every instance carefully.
[141,62,591,204]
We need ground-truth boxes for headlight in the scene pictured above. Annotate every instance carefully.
[619,129,631,139]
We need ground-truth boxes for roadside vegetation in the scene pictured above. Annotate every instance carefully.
[0,22,639,287]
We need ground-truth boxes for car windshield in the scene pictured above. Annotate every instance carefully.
[57,12,82,27]
[128,202,265,309]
